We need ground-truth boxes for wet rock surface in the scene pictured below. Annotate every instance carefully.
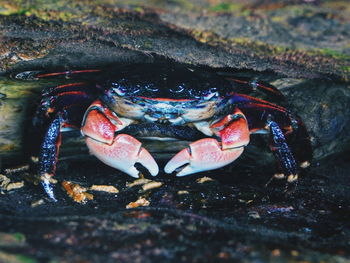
[1,1,349,80]
[0,0,349,262]
[0,153,349,263]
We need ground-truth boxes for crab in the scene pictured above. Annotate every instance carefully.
[31,63,312,201]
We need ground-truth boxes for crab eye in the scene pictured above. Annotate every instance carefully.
[113,87,126,96]
[170,84,185,93]
[145,84,159,92]
[111,83,127,96]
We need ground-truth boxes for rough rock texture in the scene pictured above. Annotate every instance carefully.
[1,1,349,80]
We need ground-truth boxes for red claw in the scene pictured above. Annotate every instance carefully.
[165,109,250,176]
[164,138,244,176]
[86,134,159,178]
[81,100,159,178]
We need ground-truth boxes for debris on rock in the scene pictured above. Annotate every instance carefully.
[31,199,45,208]
[0,175,11,189]
[90,184,119,193]
[196,176,214,183]
[62,181,93,203]
[4,164,29,174]
[126,197,150,209]
[5,182,24,191]
[0,174,24,192]
[248,211,261,219]
[126,178,152,188]
[142,181,163,191]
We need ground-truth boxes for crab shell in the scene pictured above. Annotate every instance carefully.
[34,63,312,201]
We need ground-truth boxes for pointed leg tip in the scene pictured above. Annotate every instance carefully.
[300,161,311,169]
[274,173,286,179]
[41,179,57,202]
[287,174,298,183]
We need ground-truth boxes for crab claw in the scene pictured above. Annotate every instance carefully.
[86,134,159,177]
[165,108,249,176]
[164,138,244,176]
[81,102,159,178]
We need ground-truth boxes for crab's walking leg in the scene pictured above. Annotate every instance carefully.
[81,101,159,178]
[221,75,285,100]
[266,116,298,182]
[35,69,101,79]
[35,84,99,201]
[165,109,249,176]
[39,113,65,202]
[229,94,312,177]
[285,116,313,169]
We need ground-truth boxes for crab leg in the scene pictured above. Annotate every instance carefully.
[37,91,99,201]
[39,113,66,202]
[220,75,285,100]
[36,69,101,79]
[266,116,298,182]
[165,108,249,176]
[284,115,312,169]
[81,101,159,178]
[231,95,312,180]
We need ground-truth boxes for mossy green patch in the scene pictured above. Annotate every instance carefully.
[340,66,350,73]
[316,48,350,60]
[210,2,243,12]
[15,255,37,263]
[12,233,25,242]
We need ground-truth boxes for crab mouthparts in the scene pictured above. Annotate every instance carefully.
[139,101,183,124]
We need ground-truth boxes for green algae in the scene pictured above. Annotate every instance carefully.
[316,48,350,61]
[210,2,243,13]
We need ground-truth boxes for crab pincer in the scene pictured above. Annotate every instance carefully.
[81,101,159,178]
[165,109,250,176]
